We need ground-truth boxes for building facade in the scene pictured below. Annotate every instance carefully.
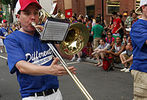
[56,0,140,21]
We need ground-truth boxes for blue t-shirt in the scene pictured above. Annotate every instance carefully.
[130,19,147,72]
[0,27,8,36]
[4,31,59,98]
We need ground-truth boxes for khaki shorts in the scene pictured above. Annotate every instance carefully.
[93,37,101,50]
[131,70,147,100]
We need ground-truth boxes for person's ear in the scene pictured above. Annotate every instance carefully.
[142,6,146,10]
[16,14,20,19]
[16,14,20,21]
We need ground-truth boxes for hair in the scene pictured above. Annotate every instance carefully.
[72,16,77,21]
[79,14,84,19]
[112,12,117,15]
[107,30,112,35]
[72,13,77,17]
[119,14,123,19]
[100,38,106,43]
[97,14,101,18]
[95,17,101,23]
[17,10,21,14]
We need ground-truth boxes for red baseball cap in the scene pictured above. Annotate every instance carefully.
[2,19,7,23]
[15,0,42,14]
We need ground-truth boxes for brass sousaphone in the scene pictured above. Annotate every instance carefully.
[39,9,89,55]
[32,9,93,100]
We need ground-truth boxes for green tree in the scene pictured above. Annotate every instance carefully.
[1,0,17,23]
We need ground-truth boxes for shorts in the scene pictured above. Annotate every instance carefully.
[131,70,147,99]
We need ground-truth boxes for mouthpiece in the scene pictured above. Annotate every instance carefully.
[31,22,43,33]
[31,22,36,27]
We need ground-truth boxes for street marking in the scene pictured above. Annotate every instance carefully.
[0,55,7,60]
[59,61,79,66]
[66,62,79,65]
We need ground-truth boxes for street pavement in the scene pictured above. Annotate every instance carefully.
[0,53,133,100]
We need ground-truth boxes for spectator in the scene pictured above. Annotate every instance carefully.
[0,19,9,37]
[85,17,92,33]
[92,18,96,27]
[0,19,9,53]
[91,17,104,49]
[108,15,113,30]
[105,30,115,49]
[70,16,82,62]
[0,35,4,53]
[92,39,110,66]
[124,10,134,28]
[71,16,78,23]
[122,28,131,45]
[9,23,18,34]
[105,37,125,63]
[70,51,82,62]
[131,12,138,26]
[111,12,122,40]
[118,14,125,39]
[120,42,133,72]
[77,14,84,23]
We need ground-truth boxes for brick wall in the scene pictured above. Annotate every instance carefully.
[72,0,85,16]
[95,0,102,17]
[57,0,137,22]
[57,0,65,14]
[120,0,136,14]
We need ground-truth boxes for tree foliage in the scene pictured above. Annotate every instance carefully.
[1,0,18,10]
[1,0,18,22]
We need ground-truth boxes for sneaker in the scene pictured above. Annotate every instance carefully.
[76,58,81,62]
[120,68,127,72]
[125,68,130,72]
[71,56,76,61]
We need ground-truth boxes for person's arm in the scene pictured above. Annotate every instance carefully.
[4,37,76,75]
[122,55,133,64]
[116,21,123,33]
[104,20,108,29]
[16,58,76,76]
[100,44,110,52]
[91,26,94,35]
[0,29,5,39]
[146,40,147,45]
[0,36,6,39]
[115,44,125,56]
[105,44,114,54]
[124,16,129,26]
[110,41,114,47]
[91,31,93,35]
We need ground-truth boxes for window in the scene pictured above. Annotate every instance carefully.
[136,0,140,9]
[86,5,95,18]
[106,0,120,14]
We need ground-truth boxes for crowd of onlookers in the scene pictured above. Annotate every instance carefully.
[0,10,139,72]
[69,10,139,72]
[0,20,21,53]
